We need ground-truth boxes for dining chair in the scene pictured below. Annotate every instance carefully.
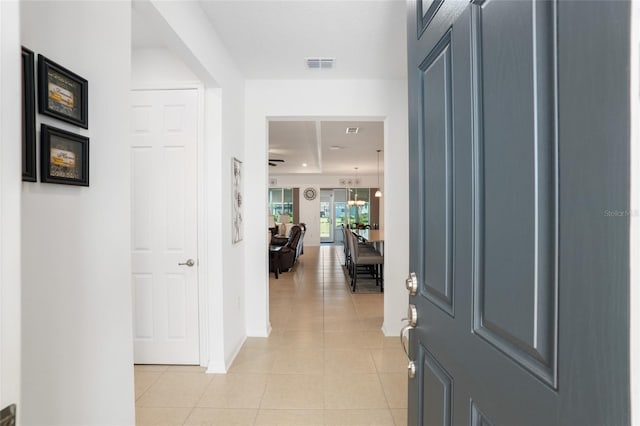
[348,230,383,292]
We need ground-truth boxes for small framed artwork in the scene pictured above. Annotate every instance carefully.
[22,47,36,182]
[232,157,243,244]
[40,124,89,186]
[37,54,88,128]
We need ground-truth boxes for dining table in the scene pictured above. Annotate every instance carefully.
[353,229,384,243]
[352,229,384,255]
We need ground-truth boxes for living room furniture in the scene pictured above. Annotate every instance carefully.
[269,245,283,279]
[269,224,305,274]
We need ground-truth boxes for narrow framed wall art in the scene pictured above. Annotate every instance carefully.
[232,157,243,243]
[22,46,36,181]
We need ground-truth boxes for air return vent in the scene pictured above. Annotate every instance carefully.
[305,57,335,69]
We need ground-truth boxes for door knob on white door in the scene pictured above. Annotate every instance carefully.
[178,259,195,267]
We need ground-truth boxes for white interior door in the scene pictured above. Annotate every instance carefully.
[130,89,199,365]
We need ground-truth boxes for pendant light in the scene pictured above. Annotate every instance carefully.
[375,149,383,197]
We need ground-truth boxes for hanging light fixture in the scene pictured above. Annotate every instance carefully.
[348,167,366,207]
[375,149,383,197]
[348,167,357,206]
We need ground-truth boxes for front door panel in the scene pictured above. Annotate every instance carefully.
[407,1,631,425]
[470,0,558,387]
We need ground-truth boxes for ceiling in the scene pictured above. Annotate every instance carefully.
[268,120,384,175]
[131,1,404,175]
[199,0,406,80]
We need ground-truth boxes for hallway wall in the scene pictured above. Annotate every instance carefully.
[0,0,22,411]
[20,2,135,424]
[245,79,409,337]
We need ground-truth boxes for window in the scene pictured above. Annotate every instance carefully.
[269,188,293,222]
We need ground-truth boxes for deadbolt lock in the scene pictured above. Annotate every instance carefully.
[406,272,418,296]
[407,304,418,327]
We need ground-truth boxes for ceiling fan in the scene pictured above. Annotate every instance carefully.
[269,159,285,167]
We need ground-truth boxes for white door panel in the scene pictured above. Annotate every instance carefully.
[130,89,199,364]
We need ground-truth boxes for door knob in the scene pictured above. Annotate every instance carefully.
[400,305,418,379]
[401,324,416,379]
[178,259,195,267]
[406,272,418,296]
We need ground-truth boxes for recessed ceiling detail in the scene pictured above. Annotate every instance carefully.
[305,57,335,69]
[269,120,383,175]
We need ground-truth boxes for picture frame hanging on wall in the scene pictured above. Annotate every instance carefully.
[232,157,243,244]
[37,54,88,128]
[40,124,89,186]
[22,46,37,182]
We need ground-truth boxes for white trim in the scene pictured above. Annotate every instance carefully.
[225,335,247,371]
[629,2,639,423]
[195,85,209,367]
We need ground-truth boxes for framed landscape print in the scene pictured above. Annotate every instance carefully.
[22,46,36,182]
[232,157,243,243]
[38,54,88,128]
[40,124,89,186]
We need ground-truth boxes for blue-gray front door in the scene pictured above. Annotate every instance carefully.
[406,1,631,424]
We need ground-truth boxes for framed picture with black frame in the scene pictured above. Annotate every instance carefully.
[22,46,36,182]
[40,124,89,186]
[38,54,88,128]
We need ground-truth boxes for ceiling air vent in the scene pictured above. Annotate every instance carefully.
[305,57,335,69]
[345,127,359,134]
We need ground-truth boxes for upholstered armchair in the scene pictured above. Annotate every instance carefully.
[276,225,303,272]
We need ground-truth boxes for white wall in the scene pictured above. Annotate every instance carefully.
[270,174,383,246]
[137,0,247,371]
[132,47,198,86]
[20,2,135,425]
[246,80,409,337]
[270,174,380,188]
[0,0,22,412]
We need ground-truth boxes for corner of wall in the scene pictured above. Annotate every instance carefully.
[0,0,22,409]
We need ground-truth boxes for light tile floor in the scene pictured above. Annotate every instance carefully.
[135,245,408,425]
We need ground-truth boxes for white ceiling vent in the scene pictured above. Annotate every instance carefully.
[345,127,359,134]
[305,57,335,69]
